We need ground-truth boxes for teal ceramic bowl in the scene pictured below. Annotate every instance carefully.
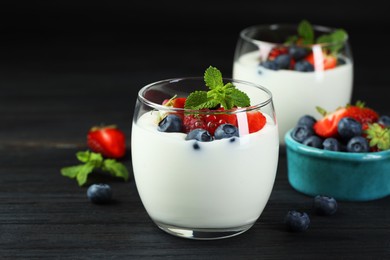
[285,130,390,201]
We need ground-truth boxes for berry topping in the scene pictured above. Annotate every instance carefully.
[284,210,310,232]
[378,115,390,127]
[297,115,317,128]
[273,54,292,70]
[262,60,279,70]
[185,129,213,142]
[302,135,323,149]
[322,138,342,151]
[268,46,289,60]
[337,117,362,140]
[344,101,379,125]
[288,45,309,60]
[346,136,370,153]
[313,107,348,138]
[87,183,113,204]
[294,60,314,72]
[158,114,183,133]
[291,124,314,143]
[214,124,239,140]
[246,111,267,133]
[313,195,338,216]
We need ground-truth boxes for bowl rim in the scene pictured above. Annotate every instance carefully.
[284,129,390,161]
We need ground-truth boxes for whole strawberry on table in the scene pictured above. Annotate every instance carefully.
[290,101,390,152]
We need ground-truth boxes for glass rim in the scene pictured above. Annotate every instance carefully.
[138,77,273,114]
[239,23,349,47]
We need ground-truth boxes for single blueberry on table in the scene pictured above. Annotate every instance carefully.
[297,115,317,128]
[302,135,323,149]
[291,125,314,143]
[313,195,338,216]
[214,124,239,140]
[322,138,342,151]
[158,114,182,133]
[337,117,362,140]
[186,129,213,142]
[87,184,112,204]
[284,210,310,232]
[346,136,370,153]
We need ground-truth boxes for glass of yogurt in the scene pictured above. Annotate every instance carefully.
[131,74,279,240]
[233,21,353,145]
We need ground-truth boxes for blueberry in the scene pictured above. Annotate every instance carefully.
[297,115,317,128]
[185,128,213,142]
[158,114,182,133]
[322,138,342,151]
[337,57,346,65]
[291,125,314,143]
[302,135,323,149]
[274,54,291,70]
[337,117,362,140]
[284,210,310,232]
[346,136,370,153]
[87,184,112,204]
[288,45,308,60]
[313,195,338,216]
[261,60,279,70]
[294,60,314,72]
[378,115,390,127]
[214,124,239,140]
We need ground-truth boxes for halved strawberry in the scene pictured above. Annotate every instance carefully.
[305,52,337,70]
[313,107,348,138]
[246,111,266,133]
[87,125,126,159]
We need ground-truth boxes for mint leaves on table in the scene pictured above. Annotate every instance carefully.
[184,66,250,110]
[61,150,129,186]
[286,19,348,54]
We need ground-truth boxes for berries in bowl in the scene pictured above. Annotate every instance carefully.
[284,101,390,201]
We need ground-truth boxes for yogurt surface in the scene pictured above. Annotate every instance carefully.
[131,111,279,229]
[233,50,353,144]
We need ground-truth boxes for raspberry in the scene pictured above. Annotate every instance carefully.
[183,114,206,133]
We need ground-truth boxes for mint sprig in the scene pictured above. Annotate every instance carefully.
[184,66,250,110]
[61,150,129,186]
[286,19,348,55]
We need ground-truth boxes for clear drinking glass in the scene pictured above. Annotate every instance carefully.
[131,77,279,240]
[233,23,353,145]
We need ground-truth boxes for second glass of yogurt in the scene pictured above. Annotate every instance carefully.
[131,72,279,240]
[233,22,353,145]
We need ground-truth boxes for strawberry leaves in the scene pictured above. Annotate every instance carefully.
[61,151,129,186]
[184,66,250,110]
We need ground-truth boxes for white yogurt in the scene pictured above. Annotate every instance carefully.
[131,111,279,229]
[233,51,353,144]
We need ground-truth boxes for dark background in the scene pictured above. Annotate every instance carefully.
[1,1,390,259]
[1,0,389,143]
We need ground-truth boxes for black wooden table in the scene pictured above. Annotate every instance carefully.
[1,31,390,259]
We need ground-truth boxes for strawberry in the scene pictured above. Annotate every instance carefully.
[305,52,337,70]
[313,107,348,138]
[162,97,186,108]
[246,111,266,133]
[313,101,379,138]
[364,123,390,152]
[344,101,379,126]
[87,125,126,159]
[268,46,289,60]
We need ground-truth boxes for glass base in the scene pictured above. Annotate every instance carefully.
[155,221,254,240]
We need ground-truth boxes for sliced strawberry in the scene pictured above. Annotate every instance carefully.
[305,52,337,70]
[246,111,266,133]
[268,46,289,60]
[87,125,126,159]
[313,108,348,138]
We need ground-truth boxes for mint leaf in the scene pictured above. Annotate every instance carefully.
[298,20,314,45]
[61,165,85,178]
[204,66,223,89]
[61,151,129,186]
[76,150,91,163]
[103,159,129,181]
[75,162,95,186]
[184,66,251,110]
[229,88,250,107]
